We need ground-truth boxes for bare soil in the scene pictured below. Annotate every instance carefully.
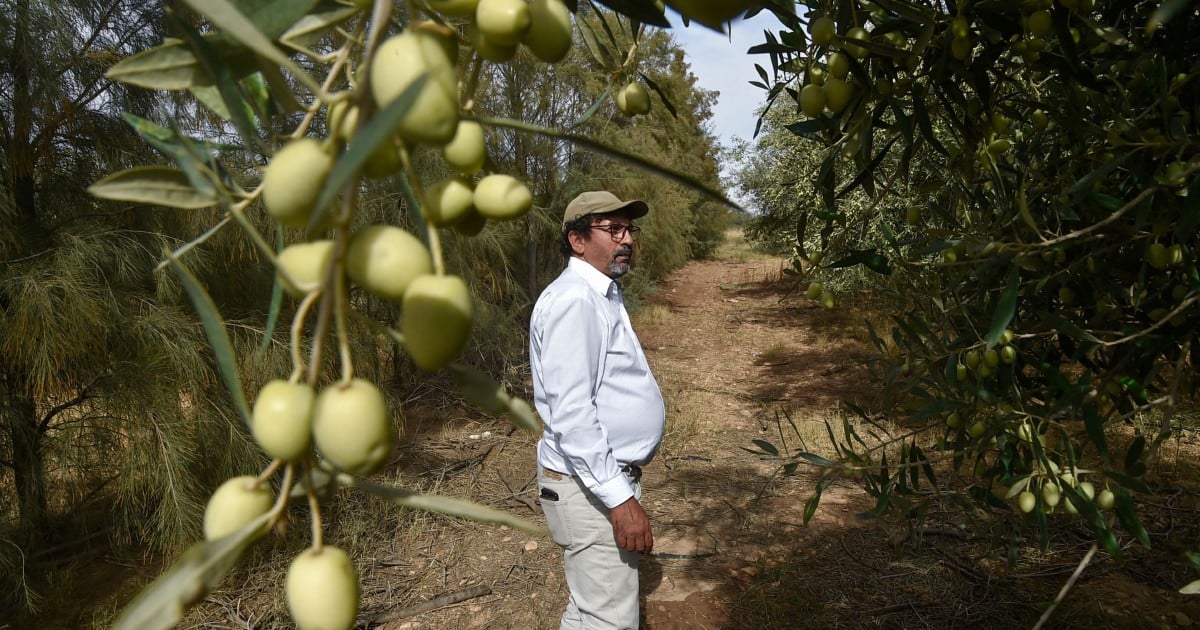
[29,230,1200,629]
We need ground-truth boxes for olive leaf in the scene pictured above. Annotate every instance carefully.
[339,474,546,534]
[112,515,270,630]
[88,166,218,209]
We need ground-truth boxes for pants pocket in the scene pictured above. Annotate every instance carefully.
[539,481,573,548]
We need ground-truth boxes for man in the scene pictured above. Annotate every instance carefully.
[530,191,666,630]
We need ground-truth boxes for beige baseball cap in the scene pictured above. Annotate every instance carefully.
[562,191,649,227]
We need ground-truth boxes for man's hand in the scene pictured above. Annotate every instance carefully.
[609,497,653,553]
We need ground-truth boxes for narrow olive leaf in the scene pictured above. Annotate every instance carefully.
[817,152,836,212]
[1113,488,1151,547]
[257,58,304,113]
[505,398,542,434]
[752,439,780,456]
[986,266,1020,348]
[106,39,222,90]
[1124,435,1146,474]
[279,5,358,48]
[166,253,253,429]
[589,0,623,49]
[1066,151,1132,198]
[796,452,835,468]
[1104,470,1152,494]
[172,11,264,154]
[120,114,228,200]
[1180,580,1200,595]
[340,475,545,534]
[449,363,511,414]
[476,116,743,211]
[307,75,430,236]
[181,0,321,96]
[568,85,614,130]
[574,13,616,70]
[1083,404,1110,459]
[112,515,270,630]
[257,226,285,357]
[802,488,823,523]
[835,134,898,200]
[638,72,677,118]
[89,166,218,209]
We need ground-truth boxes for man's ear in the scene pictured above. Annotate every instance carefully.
[567,229,588,255]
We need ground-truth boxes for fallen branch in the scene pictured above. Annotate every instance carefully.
[1032,542,1098,630]
[370,584,492,624]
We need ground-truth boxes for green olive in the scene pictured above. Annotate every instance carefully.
[262,138,334,228]
[820,290,835,309]
[951,16,969,39]
[427,0,479,17]
[843,26,870,59]
[1096,488,1115,510]
[809,16,835,46]
[442,121,487,175]
[1031,109,1049,130]
[1027,10,1052,36]
[1041,481,1061,507]
[313,378,394,476]
[1078,481,1095,500]
[424,177,476,227]
[370,30,459,145]
[967,420,986,438]
[1018,490,1037,513]
[828,52,850,80]
[950,36,970,60]
[805,281,823,300]
[983,348,1000,368]
[615,82,652,116]
[251,380,315,461]
[402,274,473,370]
[345,225,433,301]
[203,476,273,540]
[822,78,852,113]
[1000,345,1017,364]
[476,0,531,46]
[523,0,573,63]
[473,174,533,220]
[667,0,751,29]
[286,546,359,630]
[277,240,335,297]
[1147,243,1170,270]
[799,84,826,117]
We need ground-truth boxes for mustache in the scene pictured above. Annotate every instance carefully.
[612,245,632,259]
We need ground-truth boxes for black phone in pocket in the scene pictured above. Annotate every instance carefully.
[539,487,559,501]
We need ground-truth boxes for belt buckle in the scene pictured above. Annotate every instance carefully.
[622,464,642,482]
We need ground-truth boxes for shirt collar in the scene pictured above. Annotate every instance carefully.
[567,257,618,298]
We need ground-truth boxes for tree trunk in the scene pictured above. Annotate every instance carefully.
[7,387,49,543]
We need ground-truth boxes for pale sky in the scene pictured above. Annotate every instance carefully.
[670,12,785,146]
[668,11,787,204]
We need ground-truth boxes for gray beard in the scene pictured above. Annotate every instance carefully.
[608,246,633,278]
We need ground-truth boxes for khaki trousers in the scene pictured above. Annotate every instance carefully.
[538,467,642,630]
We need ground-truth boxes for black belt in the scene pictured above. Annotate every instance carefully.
[542,464,642,482]
[621,464,642,482]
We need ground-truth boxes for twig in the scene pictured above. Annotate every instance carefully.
[370,584,492,624]
[1032,543,1098,630]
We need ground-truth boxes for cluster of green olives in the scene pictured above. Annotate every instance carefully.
[198,3,589,626]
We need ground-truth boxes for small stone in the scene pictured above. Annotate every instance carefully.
[524,540,539,552]
[1175,612,1191,627]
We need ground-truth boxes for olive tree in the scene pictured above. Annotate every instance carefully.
[727,0,1198,570]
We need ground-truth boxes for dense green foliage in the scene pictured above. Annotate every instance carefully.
[724,0,1199,557]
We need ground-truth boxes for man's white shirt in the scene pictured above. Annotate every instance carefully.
[531,257,665,508]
